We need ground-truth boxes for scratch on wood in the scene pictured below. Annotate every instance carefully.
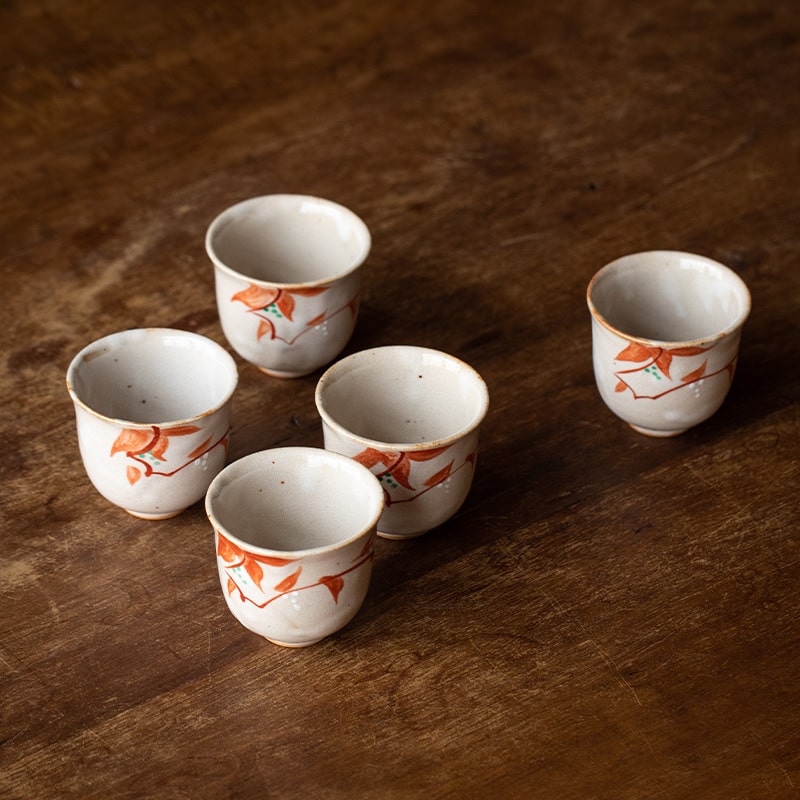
[497,232,546,248]
[543,590,566,616]
[0,730,23,748]
[0,650,19,673]
[572,610,646,711]
[685,461,754,533]
[584,638,644,709]
[753,731,797,788]
[630,132,755,211]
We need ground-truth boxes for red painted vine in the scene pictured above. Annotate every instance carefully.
[231,283,358,344]
[613,341,736,400]
[217,531,375,608]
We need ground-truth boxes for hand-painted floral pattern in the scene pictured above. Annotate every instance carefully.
[111,425,229,485]
[612,341,736,400]
[353,445,477,506]
[231,283,359,344]
[217,531,374,608]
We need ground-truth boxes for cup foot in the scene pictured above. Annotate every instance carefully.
[628,423,688,438]
[125,508,185,520]
[264,636,324,648]
[378,529,429,540]
[257,366,316,379]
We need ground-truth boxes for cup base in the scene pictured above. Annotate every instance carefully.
[628,423,688,438]
[126,508,185,520]
[264,635,325,648]
[378,529,429,540]
[257,365,317,379]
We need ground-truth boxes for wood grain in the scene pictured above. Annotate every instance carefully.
[2,1,799,797]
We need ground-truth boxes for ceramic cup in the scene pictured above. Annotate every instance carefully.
[587,250,751,437]
[206,447,384,647]
[66,328,238,519]
[315,346,490,539]
[206,194,371,378]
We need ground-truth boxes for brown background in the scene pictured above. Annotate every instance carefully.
[1,1,799,798]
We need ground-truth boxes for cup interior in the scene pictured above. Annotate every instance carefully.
[206,194,370,285]
[316,346,489,446]
[588,252,750,342]
[207,449,383,551]
[68,329,237,423]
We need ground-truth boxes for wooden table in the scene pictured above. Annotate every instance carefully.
[2,1,799,797]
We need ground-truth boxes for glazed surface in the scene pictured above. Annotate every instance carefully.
[2,2,798,798]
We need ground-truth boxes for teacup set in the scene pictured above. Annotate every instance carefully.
[66,194,751,647]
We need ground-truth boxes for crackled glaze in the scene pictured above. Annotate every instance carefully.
[315,346,489,538]
[587,251,750,436]
[206,448,383,647]
[66,328,237,518]
[206,194,370,378]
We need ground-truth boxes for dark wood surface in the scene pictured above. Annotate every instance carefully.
[2,1,799,797]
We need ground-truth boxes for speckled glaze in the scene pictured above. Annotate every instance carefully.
[206,447,383,647]
[315,346,489,539]
[206,194,370,378]
[66,328,238,519]
[587,251,751,437]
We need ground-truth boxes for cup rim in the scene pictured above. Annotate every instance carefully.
[66,327,238,427]
[314,345,490,451]
[586,250,752,347]
[205,193,372,290]
[205,447,384,558]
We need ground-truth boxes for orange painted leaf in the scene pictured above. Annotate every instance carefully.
[354,447,393,469]
[257,318,275,341]
[166,425,202,436]
[347,298,359,316]
[126,465,142,485]
[231,284,279,310]
[424,461,453,488]
[616,342,657,363]
[407,446,449,462]
[217,533,244,564]
[274,566,302,593]
[227,576,236,596]
[275,291,295,321]
[243,556,264,590]
[306,312,327,327]
[669,345,709,357]
[320,575,345,603]
[391,457,414,490]
[615,380,628,393]
[111,428,154,456]
[654,351,673,380]
[292,287,328,297]
[465,451,477,467]
[251,554,297,567]
[187,436,213,460]
[150,425,202,461]
[150,433,170,461]
[681,359,707,383]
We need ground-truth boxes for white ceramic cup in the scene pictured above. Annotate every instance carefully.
[315,346,490,539]
[587,250,751,437]
[206,194,371,378]
[66,328,238,519]
[206,447,384,647]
